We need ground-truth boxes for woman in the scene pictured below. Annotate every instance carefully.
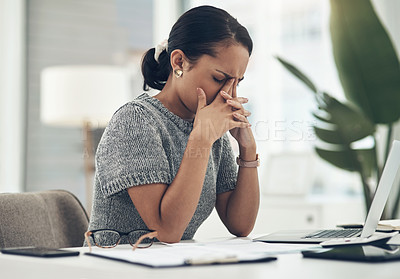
[87,5,260,245]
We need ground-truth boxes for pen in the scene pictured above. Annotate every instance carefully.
[184,255,238,265]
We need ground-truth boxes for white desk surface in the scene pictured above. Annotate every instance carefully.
[1,237,400,279]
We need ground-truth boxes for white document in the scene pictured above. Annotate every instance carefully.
[86,238,317,267]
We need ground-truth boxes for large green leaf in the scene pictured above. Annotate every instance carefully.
[330,0,400,124]
[314,92,375,144]
[313,92,376,177]
[275,56,318,94]
[315,147,375,176]
[315,146,376,180]
[276,56,376,177]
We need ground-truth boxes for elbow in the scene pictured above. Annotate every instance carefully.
[159,238,181,244]
[230,228,252,238]
[157,236,182,244]
[227,222,255,237]
[155,229,184,244]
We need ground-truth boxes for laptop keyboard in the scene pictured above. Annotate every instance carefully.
[303,229,362,239]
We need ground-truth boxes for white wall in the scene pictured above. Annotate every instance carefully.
[23,0,153,209]
[0,0,26,193]
[153,0,181,44]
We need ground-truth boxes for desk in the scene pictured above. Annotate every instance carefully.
[1,239,400,279]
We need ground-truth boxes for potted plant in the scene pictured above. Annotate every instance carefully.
[276,0,400,218]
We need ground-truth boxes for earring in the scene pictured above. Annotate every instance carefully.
[174,69,183,78]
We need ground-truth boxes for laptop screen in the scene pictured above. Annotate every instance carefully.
[361,140,400,238]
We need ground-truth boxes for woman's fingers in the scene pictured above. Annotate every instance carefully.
[196,88,207,112]
[243,110,251,117]
[233,112,248,122]
[217,84,251,128]
[226,99,242,109]
[231,119,251,128]
[220,90,232,100]
[219,93,251,117]
[237,97,248,104]
[226,99,250,115]
[219,92,248,104]
[219,80,234,99]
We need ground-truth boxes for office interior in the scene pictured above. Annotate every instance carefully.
[1,0,400,240]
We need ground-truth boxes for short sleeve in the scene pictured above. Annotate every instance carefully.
[216,134,238,194]
[96,103,172,197]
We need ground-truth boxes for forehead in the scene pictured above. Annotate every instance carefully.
[195,44,250,78]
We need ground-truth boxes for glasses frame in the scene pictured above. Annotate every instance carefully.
[84,229,158,252]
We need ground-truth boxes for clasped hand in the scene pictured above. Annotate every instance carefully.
[193,79,255,148]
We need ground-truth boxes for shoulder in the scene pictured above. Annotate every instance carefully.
[111,99,149,124]
[107,94,160,131]
[99,96,162,148]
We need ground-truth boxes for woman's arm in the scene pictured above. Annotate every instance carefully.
[215,142,260,237]
[127,130,212,243]
[215,82,260,236]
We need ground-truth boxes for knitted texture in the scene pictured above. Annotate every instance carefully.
[87,93,238,242]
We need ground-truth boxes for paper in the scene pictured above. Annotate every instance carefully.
[378,219,400,231]
[167,238,318,258]
[86,238,318,267]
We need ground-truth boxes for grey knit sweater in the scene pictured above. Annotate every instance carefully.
[87,93,238,242]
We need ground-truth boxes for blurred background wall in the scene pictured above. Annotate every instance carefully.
[1,0,399,236]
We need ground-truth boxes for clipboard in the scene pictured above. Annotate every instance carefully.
[85,251,276,268]
[83,239,278,268]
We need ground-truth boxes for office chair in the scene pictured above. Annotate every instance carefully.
[0,190,89,249]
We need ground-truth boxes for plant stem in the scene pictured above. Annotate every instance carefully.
[373,137,380,183]
[371,136,389,219]
[383,124,393,219]
[350,145,372,213]
[359,172,372,212]
[384,124,393,164]
[391,184,400,218]
[376,126,393,219]
[385,124,400,218]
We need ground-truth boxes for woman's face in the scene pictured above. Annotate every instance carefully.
[178,44,250,115]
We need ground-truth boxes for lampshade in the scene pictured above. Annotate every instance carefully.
[40,65,132,127]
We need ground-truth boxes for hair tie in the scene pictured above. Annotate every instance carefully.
[154,39,168,63]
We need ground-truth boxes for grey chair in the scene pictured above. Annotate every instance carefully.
[0,190,89,249]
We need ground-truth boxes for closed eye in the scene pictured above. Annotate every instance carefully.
[213,77,225,84]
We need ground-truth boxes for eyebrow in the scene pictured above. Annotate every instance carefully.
[215,69,244,82]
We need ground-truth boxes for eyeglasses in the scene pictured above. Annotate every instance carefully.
[84,229,158,252]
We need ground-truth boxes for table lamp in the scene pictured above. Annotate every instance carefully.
[40,65,132,211]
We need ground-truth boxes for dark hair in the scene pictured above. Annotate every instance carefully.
[141,5,253,91]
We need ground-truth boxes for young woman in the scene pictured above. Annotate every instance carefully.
[87,5,260,246]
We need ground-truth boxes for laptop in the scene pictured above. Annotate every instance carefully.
[255,140,400,244]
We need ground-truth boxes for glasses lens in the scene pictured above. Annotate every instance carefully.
[128,230,154,248]
[93,230,120,248]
